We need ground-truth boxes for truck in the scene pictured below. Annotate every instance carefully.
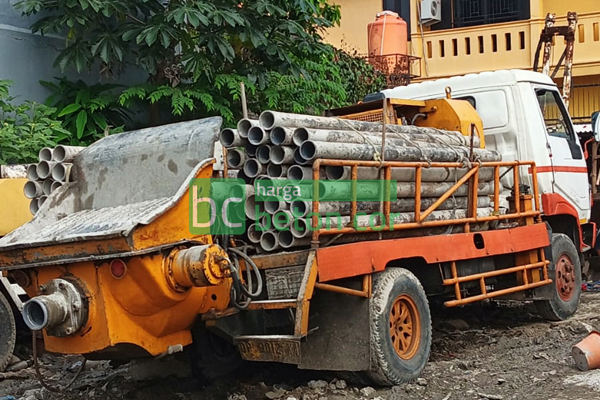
[0,69,589,386]
[0,165,32,371]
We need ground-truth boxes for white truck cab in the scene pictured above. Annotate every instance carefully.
[384,70,592,254]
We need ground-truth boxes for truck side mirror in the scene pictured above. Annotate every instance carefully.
[593,111,600,141]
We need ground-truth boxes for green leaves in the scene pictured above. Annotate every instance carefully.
[43,78,130,145]
[75,110,88,139]
[0,81,71,164]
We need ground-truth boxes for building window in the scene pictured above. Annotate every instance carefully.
[432,0,530,30]
[383,0,412,40]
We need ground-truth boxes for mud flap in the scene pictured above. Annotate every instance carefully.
[531,222,555,300]
[299,287,371,371]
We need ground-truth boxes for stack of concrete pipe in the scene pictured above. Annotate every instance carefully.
[24,145,85,215]
[220,110,501,253]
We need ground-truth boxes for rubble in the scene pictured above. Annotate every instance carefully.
[2,293,600,400]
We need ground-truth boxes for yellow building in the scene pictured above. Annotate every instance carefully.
[326,0,600,122]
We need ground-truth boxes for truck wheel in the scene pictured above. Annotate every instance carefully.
[190,325,243,381]
[535,233,582,321]
[0,292,16,371]
[366,268,432,386]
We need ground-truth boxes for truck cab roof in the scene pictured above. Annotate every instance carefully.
[382,69,556,100]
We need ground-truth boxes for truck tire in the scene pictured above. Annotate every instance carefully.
[190,325,243,381]
[535,233,581,321]
[0,292,16,371]
[366,268,432,386]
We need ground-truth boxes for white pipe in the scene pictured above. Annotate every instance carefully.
[293,147,309,165]
[287,165,313,181]
[219,128,244,148]
[270,146,295,165]
[237,118,258,138]
[38,147,53,162]
[272,210,293,230]
[256,145,272,164]
[50,181,63,192]
[245,142,258,157]
[42,179,53,195]
[37,195,48,208]
[36,161,56,179]
[248,126,270,145]
[243,159,267,178]
[290,218,310,238]
[279,231,311,249]
[259,231,280,252]
[52,145,85,162]
[29,199,39,215]
[226,149,246,169]
[267,163,289,178]
[270,126,295,146]
[26,164,38,181]
[247,224,262,244]
[51,163,72,182]
[23,181,43,199]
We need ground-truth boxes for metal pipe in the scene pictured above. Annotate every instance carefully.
[292,127,481,148]
[37,195,47,208]
[287,165,313,181]
[256,144,272,164]
[237,169,252,184]
[279,230,311,249]
[259,110,470,138]
[270,126,295,146]
[22,293,68,331]
[50,181,63,192]
[299,140,500,163]
[219,128,244,148]
[265,199,286,214]
[52,145,85,163]
[42,179,53,195]
[267,163,289,178]
[29,199,39,215]
[260,231,280,252]
[301,197,491,216]
[293,147,309,165]
[290,218,311,238]
[270,146,295,165]
[272,210,293,230]
[245,142,258,157]
[247,224,262,244]
[24,181,43,199]
[36,161,57,179]
[243,159,267,178]
[237,118,258,138]
[226,149,246,169]
[38,147,53,162]
[51,163,72,182]
[26,164,39,181]
[325,165,494,182]
[313,208,495,230]
[317,180,494,199]
[248,126,270,145]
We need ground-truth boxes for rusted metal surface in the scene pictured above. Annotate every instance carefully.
[251,250,309,271]
[562,12,577,108]
[23,278,87,337]
[364,53,421,88]
[314,274,371,298]
[236,335,301,364]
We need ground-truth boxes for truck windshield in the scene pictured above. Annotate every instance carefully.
[535,89,572,139]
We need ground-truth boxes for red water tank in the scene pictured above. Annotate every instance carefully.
[367,11,408,56]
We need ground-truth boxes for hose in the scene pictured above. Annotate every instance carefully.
[226,247,263,309]
[32,331,86,392]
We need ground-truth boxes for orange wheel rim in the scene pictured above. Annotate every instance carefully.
[556,253,576,301]
[389,294,421,360]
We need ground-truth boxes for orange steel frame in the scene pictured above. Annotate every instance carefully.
[305,159,551,307]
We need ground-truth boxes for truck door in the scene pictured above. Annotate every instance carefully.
[534,88,590,216]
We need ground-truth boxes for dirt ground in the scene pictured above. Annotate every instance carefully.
[3,293,600,400]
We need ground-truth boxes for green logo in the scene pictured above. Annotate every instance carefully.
[189,178,246,235]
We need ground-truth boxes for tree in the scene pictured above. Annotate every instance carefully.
[16,0,383,124]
